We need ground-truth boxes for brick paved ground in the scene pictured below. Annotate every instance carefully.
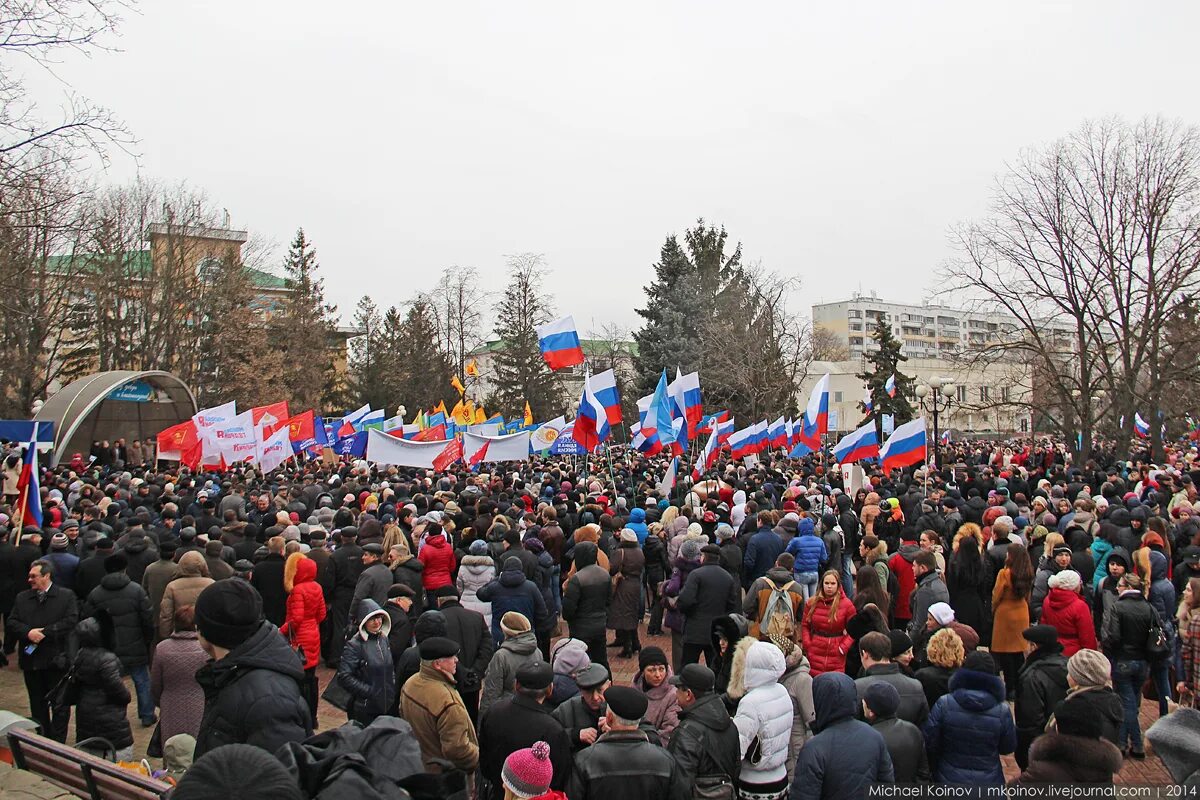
[0,624,1176,785]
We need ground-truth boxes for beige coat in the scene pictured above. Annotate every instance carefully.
[159,552,214,637]
[401,662,479,773]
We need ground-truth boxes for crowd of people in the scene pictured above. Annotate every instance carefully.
[1,435,1199,798]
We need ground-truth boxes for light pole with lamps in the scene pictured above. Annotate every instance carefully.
[915,377,955,469]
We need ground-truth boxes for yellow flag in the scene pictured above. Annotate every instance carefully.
[474,406,487,424]
[435,400,447,416]
[451,375,465,395]
[523,401,533,426]
[450,399,466,423]
[465,359,479,378]
[463,400,476,424]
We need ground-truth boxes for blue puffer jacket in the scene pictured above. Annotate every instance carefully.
[785,520,828,575]
[625,508,650,546]
[477,556,548,644]
[923,667,1016,785]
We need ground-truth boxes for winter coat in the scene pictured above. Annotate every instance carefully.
[856,662,929,726]
[280,554,325,670]
[141,556,180,622]
[777,645,816,782]
[158,552,213,638]
[642,532,669,585]
[1012,731,1123,785]
[250,552,288,626]
[193,620,311,758]
[785,524,827,575]
[1102,590,1154,660]
[567,729,687,800]
[350,561,394,623]
[729,640,793,785]
[70,617,132,749]
[478,693,573,795]
[801,589,855,676]
[440,599,495,694]
[456,554,495,628]
[625,508,650,545]
[1039,587,1097,656]
[151,630,208,742]
[667,691,742,794]
[481,629,543,716]
[562,542,611,640]
[1053,686,1123,747]
[742,528,785,587]
[1015,646,1068,745]
[790,672,895,800]
[608,542,645,631]
[743,566,804,640]
[119,534,157,586]
[390,555,425,613]
[401,661,479,772]
[83,571,154,668]
[945,557,991,641]
[677,561,740,646]
[634,667,681,745]
[872,716,931,783]
[888,544,920,622]
[907,570,950,642]
[419,532,456,590]
[478,560,548,644]
[337,601,396,723]
[7,582,78,670]
[44,551,80,593]
[922,667,1016,785]
[991,567,1031,654]
[662,556,701,634]
[915,664,956,708]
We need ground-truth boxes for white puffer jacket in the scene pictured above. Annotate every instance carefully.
[730,639,794,784]
[456,555,495,628]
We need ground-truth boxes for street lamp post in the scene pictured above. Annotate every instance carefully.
[915,377,955,469]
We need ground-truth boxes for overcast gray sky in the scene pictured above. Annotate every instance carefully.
[24,1,1200,334]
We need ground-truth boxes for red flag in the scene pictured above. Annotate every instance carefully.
[432,438,463,471]
[286,410,315,443]
[467,441,490,468]
[252,402,291,434]
[157,421,198,456]
[414,424,447,442]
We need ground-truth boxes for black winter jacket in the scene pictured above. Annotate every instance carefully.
[337,602,396,722]
[562,543,610,639]
[250,553,288,627]
[478,693,572,797]
[871,715,930,783]
[71,617,132,748]
[1102,591,1154,660]
[567,729,687,800]
[666,692,741,794]
[439,600,494,694]
[677,562,739,646]
[193,621,311,758]
[856,663,930,726]
[83,573,153,668]
[1015,646,1069,741]
[7,583,78,670]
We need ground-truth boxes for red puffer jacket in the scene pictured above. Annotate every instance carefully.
[1038,586,1097,657]
[801,589,855,676]
[280,554,325,669]
[420,532,456,590]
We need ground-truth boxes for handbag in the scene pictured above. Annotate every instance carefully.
[46,666,78,708]
[692,774,735,800]
[320,676,353,711]
[1147,607,1171,662]
[746,734,763,766]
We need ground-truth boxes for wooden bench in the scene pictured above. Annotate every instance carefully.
[5,728,172,800]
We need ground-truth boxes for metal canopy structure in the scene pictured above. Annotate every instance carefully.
[33,371,197,467]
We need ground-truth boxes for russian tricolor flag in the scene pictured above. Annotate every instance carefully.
[880,417,927,473]
[832,422,880,464]
[863,388,874,413]
[692,426,721,480]
[668,369,703,437]
[536,316,586,371]
[589,369,623,425]
[798,374,831,450]
[768,416,787,449]
[728,425,756,460]
[13,438,42,531]
[572,374,611,451]
[339,403,372,437]
[885,374,897,398]
[1134,412,1150,438]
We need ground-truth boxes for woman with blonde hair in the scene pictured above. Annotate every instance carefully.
[951,522,985,554]
[915,627,964,707]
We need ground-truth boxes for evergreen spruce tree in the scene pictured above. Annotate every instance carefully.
[202,257,286,408]
[393,299,456,415]
[857,319,916,440]
[348,295,386,409]
[491,254,564,420]
[272,228,340,411]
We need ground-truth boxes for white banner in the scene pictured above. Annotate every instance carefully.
[366,429,450,468]
[258,424,294,474]
[463,430,531,464]
[529,416,567,451]
[467,423,502,437]
[211,410,257,463]
[193,401,235,434]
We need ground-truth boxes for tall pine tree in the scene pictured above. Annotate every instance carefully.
[272,228,340,412]
[857,319,916,440]
[394,298,456,414]
[348,295,387,409]
[491,253,564,420]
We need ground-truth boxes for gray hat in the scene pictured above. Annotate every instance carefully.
[573,663,610,689]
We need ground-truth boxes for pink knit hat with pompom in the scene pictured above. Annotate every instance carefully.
[502,741,554,799]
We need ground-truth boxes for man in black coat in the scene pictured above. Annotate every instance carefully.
[677,545,739,667]
[854,631,929,726]
[328,528,363,667]
[250,537,289,627]
[478,662,572,800]
[74,537,115,602]
[0,528,41,659]
[192,580,311,758]
[435,587,494,727]
[863,682,929,783]
[1014,625,1069,769]
[6,559,78,740]
[666,664,741,795]
[561,541,611,670]
[83,552,156,726]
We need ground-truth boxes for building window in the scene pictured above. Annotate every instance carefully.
[833,391,843,403]
[956,385,967,402]
[1021,417,1029,433]
[1001,386,1010,402]
[979,386,990,402]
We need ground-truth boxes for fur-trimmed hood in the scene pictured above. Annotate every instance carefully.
[1025,731,1123,783]
[947,667,1006,711]
[726,637,785,700]
[725,636,757,700]
[283,551,315,593]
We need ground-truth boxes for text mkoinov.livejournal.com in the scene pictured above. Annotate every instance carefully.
[869,786,1193,799]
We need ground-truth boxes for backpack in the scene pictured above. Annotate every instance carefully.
[758,578,799,641]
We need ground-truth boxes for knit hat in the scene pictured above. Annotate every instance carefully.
[551,638,591,676]
[620,528,638,543]
[638,646,668,671]
[888,630,913,660]
[171,744,301,800]
[194,581,263,650]
[1054,696,1104,738]
[1067,648,1111,688]
[502,741,554,799]
[962,650,997,675]
[1048,569,1081,592]
[50,532,68,550]
[680,539,702,561]
[715,523,735,541]
[501,611,531,637]
[928,602,954,626]
[468,539,488,555]
[863,681,901,718]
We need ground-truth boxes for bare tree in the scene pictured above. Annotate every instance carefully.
[431,267,486,377]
